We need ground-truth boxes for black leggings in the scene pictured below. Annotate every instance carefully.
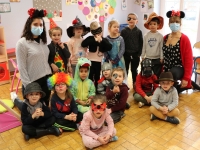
[89,61,101,89]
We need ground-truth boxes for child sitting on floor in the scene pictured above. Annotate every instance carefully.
[150,72,180,124]
[70,57,96,113]
[47,72,83,131]
[79,94,118,149]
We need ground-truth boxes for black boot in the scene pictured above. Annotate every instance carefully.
[35,127,61,138]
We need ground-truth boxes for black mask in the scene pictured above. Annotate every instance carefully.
[142,67,153,77]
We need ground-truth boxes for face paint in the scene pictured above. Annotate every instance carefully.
[91,102,107,111]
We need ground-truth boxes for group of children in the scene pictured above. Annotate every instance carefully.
[12,11,182,149]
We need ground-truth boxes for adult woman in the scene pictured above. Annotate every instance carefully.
[16,8,52,105]
[163,10,200,93]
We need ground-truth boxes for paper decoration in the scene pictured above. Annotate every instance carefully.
[121,0,127,11]
[143,13,149,23]
[134,0,141,5]
[148,0,154,9]
[33,0,62,22]
[140,0,147,12]
[10,0,20,2]
[0,3,11,13]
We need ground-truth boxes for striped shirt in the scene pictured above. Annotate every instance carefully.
[16,37,52,87]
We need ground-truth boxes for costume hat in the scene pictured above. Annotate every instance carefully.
[66,16,90,38]
[155,72,175,84]
[49,18,57,29]
[24,82,46,99]
[28,8,47,18]
[166,10,185,18]
[144,12,164,30]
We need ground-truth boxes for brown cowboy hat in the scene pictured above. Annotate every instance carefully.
[155,72,175,84]
[66,16,90,38]
[144,12,164,30]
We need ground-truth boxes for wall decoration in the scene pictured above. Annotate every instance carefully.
[74,0,117,22]
[121,0,127,11]
[134,0,141,5]
[33,0,62,22]
[140,0,147,12]
[148,0,154,9]
[10,0,20,2]
[0,3,11,13]
[143,13,149,23]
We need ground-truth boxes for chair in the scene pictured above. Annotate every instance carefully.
[9,58,21,94]
[193,41,200,49]
[193,56,200,84]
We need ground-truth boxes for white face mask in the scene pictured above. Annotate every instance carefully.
[169,23,180,32]
[31,26,43,36]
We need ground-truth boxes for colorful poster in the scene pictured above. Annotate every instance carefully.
[140,0,147,12]
[33,0,62,22]
[122,0,127,11]
[134,0,141,5]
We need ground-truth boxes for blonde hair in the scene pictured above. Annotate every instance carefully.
[90,21,99,30]
[108,20,119,29]
[49,26,62,37]
[111,67,125,78]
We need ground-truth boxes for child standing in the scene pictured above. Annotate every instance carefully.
[47,72,83,131]
[48,19,71,73]
[97,62,112,95]
[141,12,164,78]
[106,67,129,123]
[134,58,158,108]
[67,16,90,76]
[105,20,126,71]
[120,13,143,89]
[82,21,112,89]
[70,58,96,113]
[20,82,61,141]
[150,72,180,124]
[79,94,118,149]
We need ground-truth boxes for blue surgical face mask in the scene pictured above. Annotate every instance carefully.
[169,23,180,32]
[31,26,43,36]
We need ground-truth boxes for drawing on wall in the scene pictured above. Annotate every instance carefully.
[10,0,20,2]
[143,13,149,23]
[0,3,11,13]
[33,0,62,22]
[66,0,117,22]
[148,0,154,9]
[134,0,141,5]
[140,0,147,12]
[122,0,127,11]
[66,0,78,5]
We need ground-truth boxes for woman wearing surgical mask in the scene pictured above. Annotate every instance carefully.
[15,8,52,106]
[163,10,200,93]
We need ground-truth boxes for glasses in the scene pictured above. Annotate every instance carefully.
[55,83,66,87]
[127,17,137,21]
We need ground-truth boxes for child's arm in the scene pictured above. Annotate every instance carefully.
[151,88,161,109]
[167,88,179,111]
[21,103,35,125]
[152,75,159,92]
[98,38,112,52]
[88,80,96,98]
[62,43,71,59]
[70,98,78,114]
[135,74,146,97]
[113,37,125,64]
[97,81,106,95]
[138,30,143,56]
[66,41,73,71]
[159,35,164,63]
[81,36,94,47]
[41,104,52,118]
[105,110,115,136]
[141,36,146,59]
[105,86,116,100]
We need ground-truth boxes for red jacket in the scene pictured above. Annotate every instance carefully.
[164,33,193,88]
[135,73,158,97]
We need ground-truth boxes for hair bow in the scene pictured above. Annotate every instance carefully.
[28,8,47,18]
[171,10,180,17]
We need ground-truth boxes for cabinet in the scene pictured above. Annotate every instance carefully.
[0,26,10,85]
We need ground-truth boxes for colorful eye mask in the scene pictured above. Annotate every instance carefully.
[91,102,107,111]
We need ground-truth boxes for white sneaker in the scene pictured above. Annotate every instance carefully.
[138,102,144,108]
[10,92,18,102]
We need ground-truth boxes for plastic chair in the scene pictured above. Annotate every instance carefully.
[193,41,200,49]
[9,58,21,94]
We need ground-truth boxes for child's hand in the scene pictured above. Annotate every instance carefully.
[145,95,152,103]
[103,134,111,143]
[68,66,72,73]
[97,136,107,144]
[51,63,59,73]
[160,59,163,64]
[159,106,168,114]
[64,114,74,121]
[86,99,91,105]
[79,100,87,106]
[58,41,65,49]
[94,34,102,43]
[113,86,120,93]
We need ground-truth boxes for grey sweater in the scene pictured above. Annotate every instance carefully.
[120,26,143,56]
[141,31,163,59]
[151,86,178,111]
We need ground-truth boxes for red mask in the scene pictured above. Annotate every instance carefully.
[91,102,107,111]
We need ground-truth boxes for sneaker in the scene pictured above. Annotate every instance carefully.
[166,116,180,124]
[150,114,159,121]
[10,92,18,102]
[138,102,144,108]
[110,136,118,142]
[121,113,126,118]
[125,103,130,109]
[24,134,30,141]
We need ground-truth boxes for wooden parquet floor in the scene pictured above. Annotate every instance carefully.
[1,75,200,150]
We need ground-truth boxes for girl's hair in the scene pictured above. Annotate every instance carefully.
[49,26,63,37]
[53,87,73,101]
[91,94,107,104]
[111,67,125,78]
[108,20,119,29]
[21,17,47,44]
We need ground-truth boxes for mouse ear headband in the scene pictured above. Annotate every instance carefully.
[166,10,185,18]
[28,8,47,18]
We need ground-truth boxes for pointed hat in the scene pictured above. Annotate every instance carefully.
[49,18,57,29]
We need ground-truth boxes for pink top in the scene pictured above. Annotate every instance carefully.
[86,47,103,62]
[66,37,87,65]
[79,109,114,140]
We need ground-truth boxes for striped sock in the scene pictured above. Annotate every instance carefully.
[53,123,75,131]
